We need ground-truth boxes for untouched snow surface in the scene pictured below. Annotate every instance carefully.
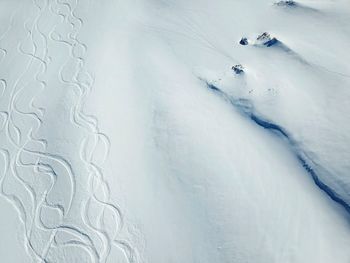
[1,0,350,262]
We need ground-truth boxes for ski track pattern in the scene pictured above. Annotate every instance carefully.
[0,0,138,262]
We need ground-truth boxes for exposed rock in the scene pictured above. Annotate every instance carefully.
[232,64,244,74]
[239,37,249,45]
[256,32,279,47]
[275,0,297,7]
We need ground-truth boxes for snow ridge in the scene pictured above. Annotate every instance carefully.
[205,81,350,214]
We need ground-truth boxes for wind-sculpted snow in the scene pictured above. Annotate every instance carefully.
[206,14,350,215]
[1,0,350,262]
[205,81,350,214]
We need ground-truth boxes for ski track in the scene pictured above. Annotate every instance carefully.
[1,0,350,262]
[0,0,138,262]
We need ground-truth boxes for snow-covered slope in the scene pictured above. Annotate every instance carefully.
[1,0,350,262]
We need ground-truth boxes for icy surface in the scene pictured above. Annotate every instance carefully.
[1,0,350,262]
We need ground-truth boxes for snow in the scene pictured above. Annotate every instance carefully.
[1,0,350,262]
